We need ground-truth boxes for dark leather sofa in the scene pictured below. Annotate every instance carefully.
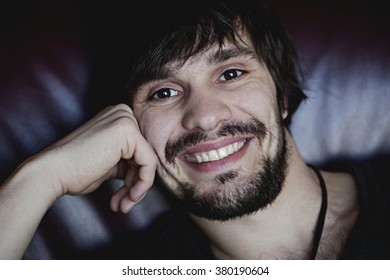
[0,0,388,259]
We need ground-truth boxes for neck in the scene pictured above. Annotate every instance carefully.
[192,135,331,259]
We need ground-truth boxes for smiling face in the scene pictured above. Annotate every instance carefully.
[132,36,288,221]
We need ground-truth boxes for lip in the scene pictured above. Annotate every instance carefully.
[179,136,252,173]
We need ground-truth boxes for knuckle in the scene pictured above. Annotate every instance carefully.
[112,115,138,132]
[114,103,133,114]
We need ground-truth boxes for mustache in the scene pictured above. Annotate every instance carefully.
[165,119,268,164]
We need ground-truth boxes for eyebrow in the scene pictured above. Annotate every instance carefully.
[208,46,256,65]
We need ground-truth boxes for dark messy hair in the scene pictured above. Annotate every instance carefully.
[126,0,306,126]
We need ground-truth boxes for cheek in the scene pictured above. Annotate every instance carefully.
[231,76,278,121]
[138,111,177,157]
[234,91,273,123]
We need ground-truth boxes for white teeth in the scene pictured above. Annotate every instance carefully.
[227,144,234,155]
[217,147,228,159]
[184,139,246,163]
[195,154,203,163]
[201,153,209,162]
[208,150,219,161]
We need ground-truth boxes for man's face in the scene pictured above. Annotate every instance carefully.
[132,37,288,221]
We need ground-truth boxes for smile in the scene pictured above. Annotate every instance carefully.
[183,139,247,163]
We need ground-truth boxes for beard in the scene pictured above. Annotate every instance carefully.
[159,117,288,222]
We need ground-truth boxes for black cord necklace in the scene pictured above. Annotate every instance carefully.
[309,165,328,260]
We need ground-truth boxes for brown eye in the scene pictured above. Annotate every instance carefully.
[220,69,245,81]
[150,88,180,103]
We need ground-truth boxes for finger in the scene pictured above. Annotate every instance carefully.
[110,164,138,210]
[119,192,147,213]
[129,163,156,202]
[110,185,129,212]
[111,170,155,213]
[116,171,151,213]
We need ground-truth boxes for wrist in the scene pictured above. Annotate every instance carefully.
[4,154,61,208]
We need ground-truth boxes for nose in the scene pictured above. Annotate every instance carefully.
[181,90,232,132]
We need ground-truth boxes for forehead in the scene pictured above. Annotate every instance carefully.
[186,40,255,64]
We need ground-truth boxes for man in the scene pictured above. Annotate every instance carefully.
[0,0,388,259]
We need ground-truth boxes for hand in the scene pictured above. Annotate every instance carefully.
[40,104,158,213]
